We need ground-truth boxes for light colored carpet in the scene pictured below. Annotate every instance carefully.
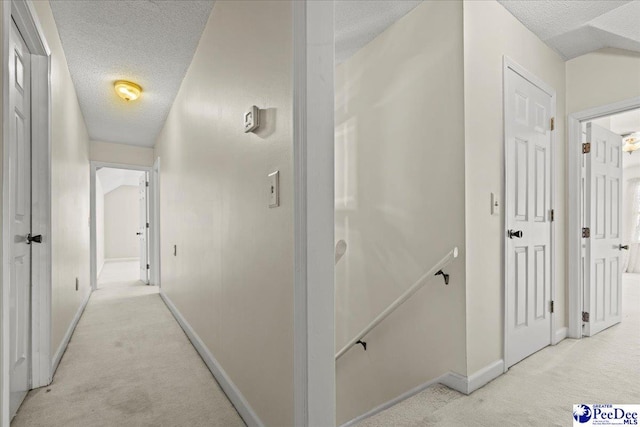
[12,261,245,427]
[357,274,640,427]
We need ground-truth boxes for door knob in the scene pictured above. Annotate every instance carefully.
[26,233,42,244]
[508,230,523,239]
[619,244,629,250]
[136,232,143,236]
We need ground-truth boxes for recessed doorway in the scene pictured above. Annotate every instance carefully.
[579,107,640,337]
[90,161,159,292]
[568,97,640,339]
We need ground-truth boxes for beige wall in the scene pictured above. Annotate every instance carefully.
[566,48,640,114]
[104,186,139,259]
[96,176,105,273]
[90,140,154,167]
[335,1,466,423]
[153,2,294,426]
[463,0,567,374]
[32,1,91,356]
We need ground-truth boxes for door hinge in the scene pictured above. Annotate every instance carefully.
[146,181,149,187]
[582,227,591,238]
[582,142,591,154]
[582,311,590,322]
[146,222,149,228]
[146,264,150,270]
[550,300,554,313]
[550,117,555,131]
[550,209,555,222]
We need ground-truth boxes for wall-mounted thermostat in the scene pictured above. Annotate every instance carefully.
[244,105,260,133]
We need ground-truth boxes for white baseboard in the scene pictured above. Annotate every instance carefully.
[341,359,505,427]
[340,373,449,427]
[439,371,468,394]
[441,359,504,395]
[555,327,568,344]
[104,257,139,263]
[51,289,92,378]
[159,290,264,427]
[466,359,504,393]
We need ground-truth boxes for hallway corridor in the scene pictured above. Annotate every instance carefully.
[11,262,245,426]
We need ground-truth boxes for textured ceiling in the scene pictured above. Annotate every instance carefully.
[50,1,215,147]
[97,167,145,195]
[498,0,640,60]
[335,0,422,64]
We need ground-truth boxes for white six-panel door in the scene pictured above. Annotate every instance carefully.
[505,67,553,368]
[584,123,623,336]
[9,20,32,418]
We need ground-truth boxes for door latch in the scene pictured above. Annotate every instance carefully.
[26,233,42,244]
[508,229,523,239]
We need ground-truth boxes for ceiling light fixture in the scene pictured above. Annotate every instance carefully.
[623,132,640,155]
[114,80,142,101]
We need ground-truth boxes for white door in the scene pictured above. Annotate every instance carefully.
[583,123,623,336]
[505,68,553,368]
[138,173,148,283]
[9,20,32,418]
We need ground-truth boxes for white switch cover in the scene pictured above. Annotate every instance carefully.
[269,171,279,208]
[491,192,499,216]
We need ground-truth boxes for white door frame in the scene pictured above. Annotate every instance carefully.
[567,96,640,339]
[292,1,335,425]
[1,0,52,424]
[502,56,557,372]
[89,161,154,290]
[150,157,160,287]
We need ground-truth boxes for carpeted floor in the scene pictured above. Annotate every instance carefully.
[11,261,245,427]
[356,274,640,427]
[12,264,640,426]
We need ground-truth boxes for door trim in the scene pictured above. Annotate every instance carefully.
[502,56,557,372]
[1,0,52,423]
[567,96,640,339]
[89,161,154,291]
[150,158,160,287]
[292,1,336,425]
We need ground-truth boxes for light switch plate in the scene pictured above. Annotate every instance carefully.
[491,192,499,216]
[269,171,279,208]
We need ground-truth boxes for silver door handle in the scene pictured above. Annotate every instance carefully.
[619,244,629,251]
[508,230,523,239]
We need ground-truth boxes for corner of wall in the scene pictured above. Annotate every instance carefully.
[462,0,567,375]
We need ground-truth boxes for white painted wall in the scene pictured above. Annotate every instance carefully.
[104,185,139,260]
[96,175,105,275]
[622,162,640,272]
[463,0,567,375]
[153,2,294,426]
[97,168,145,194]
[32,1,92,357]
[334,1,466,423]
[90,140,154,167]
[566,48,640,115]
